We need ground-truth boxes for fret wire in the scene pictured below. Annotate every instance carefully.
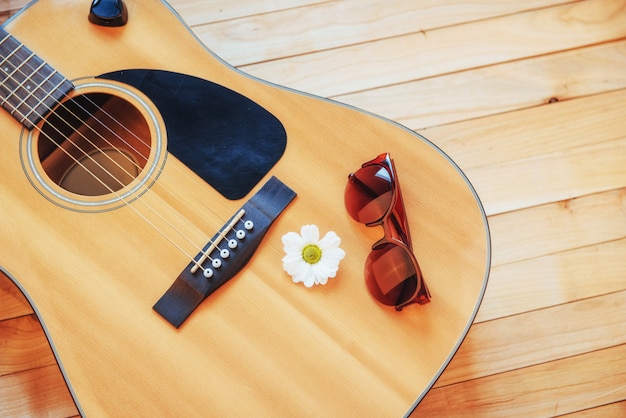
[0,45,35,77]
[0,34,12,64]
[2,74,68,128]
[20,73,68,123]
[0,33,14,58]
[9,61,48,110]
[0,28,73,127]
[1,50,36,108]
[0,44,23,84]
[1,58,44,108]
[0,44,47,87]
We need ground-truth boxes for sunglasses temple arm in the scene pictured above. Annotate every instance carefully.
[390,184,413,249]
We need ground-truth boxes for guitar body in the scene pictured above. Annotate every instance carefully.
[1,1,489,416]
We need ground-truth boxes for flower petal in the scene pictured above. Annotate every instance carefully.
[290,263,306,283]
[283,251,302,263]
[298,264,315,287]
[282,231,304,252]
[322,250,346,268]
[300,224,320,244]
[283,258,303,276]
[318,231,341,250]
[313,263,333,285]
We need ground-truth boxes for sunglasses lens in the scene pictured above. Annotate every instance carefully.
[364,243,418,307]
[345,165,393,224]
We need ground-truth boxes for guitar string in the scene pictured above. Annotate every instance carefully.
[58,82,241,213]
[31,116,210,271]
[0,33,148,177]
[0,66,210,264]
[0,37,252,269]
[0,45,240,273]
[0,38,239,272]
[44,99,148,186]
[66,91,218,200]
[53,96,252,273]
[1,32,219,200]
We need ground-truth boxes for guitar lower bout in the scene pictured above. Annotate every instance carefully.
[19,77,168,212]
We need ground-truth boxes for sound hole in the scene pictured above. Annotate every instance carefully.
[38,93,151,196]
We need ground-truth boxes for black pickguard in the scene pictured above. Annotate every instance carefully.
[97,69,287,200]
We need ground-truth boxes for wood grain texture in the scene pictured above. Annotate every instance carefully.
[0,0,488,416]
[1,0,625,416]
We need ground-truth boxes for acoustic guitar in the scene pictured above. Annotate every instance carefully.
[0,0,490,416]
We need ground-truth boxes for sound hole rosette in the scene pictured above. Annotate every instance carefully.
[20,78,167,212]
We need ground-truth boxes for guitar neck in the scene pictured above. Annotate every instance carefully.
[0,27,73,129]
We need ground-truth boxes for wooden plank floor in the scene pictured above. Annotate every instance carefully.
[1,0,625,416]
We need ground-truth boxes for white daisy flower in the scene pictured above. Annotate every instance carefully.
[281,224,346,287]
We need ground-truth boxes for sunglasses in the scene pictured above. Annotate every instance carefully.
[345,153,431,310]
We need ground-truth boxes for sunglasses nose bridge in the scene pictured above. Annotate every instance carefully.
[370,236,386,250]
[381,215,395,237]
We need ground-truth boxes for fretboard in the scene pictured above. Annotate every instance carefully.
[0,28,74,130]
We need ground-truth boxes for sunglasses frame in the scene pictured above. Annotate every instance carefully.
[347,153,431,310]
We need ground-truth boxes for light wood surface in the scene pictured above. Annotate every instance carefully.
[1,0,625,416]
[0,0,488,416]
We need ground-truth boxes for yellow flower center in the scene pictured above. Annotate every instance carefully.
[302,244,322,264]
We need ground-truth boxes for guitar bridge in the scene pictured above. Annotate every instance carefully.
[153,176,296,328]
